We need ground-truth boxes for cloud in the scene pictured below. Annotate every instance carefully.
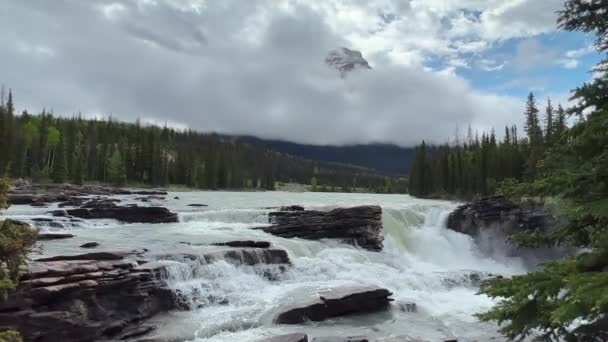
[513,38,560,70]
[0,0,562,146]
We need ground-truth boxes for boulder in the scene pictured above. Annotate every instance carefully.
[51,205,178,223]
[447,195,557,237]
[212,240,271,248]
[81,198,120,209]
[260,333,308,342]
[274,286,392,324]
[261,206,383,251]
[80,242,100,249]
[0,253,177,342]
[38,233,75,240]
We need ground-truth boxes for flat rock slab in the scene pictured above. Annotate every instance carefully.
[1,252,176,342]
[51,206,178,223]
[38,233,75,240]
[274,286,393,324]
[212,240,271,248]
[262,206,383,251]
[260,333,308,342]
[312,337,368,342]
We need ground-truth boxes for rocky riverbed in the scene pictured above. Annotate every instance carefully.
[0,188,528,341]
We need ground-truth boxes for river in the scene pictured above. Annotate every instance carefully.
[2,191,529,341]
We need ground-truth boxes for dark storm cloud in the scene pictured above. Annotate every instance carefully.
[0,0,522,146]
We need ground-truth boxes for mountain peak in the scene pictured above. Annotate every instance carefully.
[325,47,372,77]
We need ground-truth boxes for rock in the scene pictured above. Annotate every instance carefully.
[135,196,165,202]
[38,233,75,240]
[187,203,208,207]
[130,190,167,196]
[312,337,369,342]
[173,196,180,200]
[80,242,100,249]
[262,206,383,251]
[280,205,305,212]
[31,202,49,207]
[212,240,271,248]
[31,218,54,222]
[8,193,72,206]
[51,205,178,223]
[158,248,290,266]
[325,47,372,77]
[0,253,177,342]
[396,301,417,313]
[260,333,308,342]
[117,325,156,340]
[274,286,392,324]
[81,198,120,209]
[36,252,128,262]
[447,195,557,237]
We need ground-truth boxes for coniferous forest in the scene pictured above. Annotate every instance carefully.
[409,0,608,339]
[408,93,569,199]
[0,93,405,193]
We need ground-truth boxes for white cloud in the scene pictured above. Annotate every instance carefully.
[565,45,595,59]
[0,0,569,146]
[557,58,579,69]
[479,58,505,71]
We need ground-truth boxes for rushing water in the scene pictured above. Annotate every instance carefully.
[2,191,530,341]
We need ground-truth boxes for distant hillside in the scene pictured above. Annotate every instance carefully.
[232,136,415,176]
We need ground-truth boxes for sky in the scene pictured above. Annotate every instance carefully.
[0,0,601,146]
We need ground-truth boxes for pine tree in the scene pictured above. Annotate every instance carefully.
[479,1,608,339]
[51,139,67,183]
[544,98,555,146]
[108,149,127,186]
[554,104,567,141]
[524,92,542,144]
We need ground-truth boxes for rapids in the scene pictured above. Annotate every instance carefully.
[2,191,529,341]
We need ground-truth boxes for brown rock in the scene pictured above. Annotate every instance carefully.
[262,206,383,251]
[274,286,392,324]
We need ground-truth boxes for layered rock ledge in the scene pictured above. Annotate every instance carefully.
[261,206,383,251]
[8,183,167,207]
[51,205,178,224]
[274,286,392,324]
[0,252,176,342]
[447,195,557,237]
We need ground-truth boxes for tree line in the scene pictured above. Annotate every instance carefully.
[0,93,397,192]
[408,93,568,199]
[478,0,608,339]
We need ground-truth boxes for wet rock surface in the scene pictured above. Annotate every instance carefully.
[8,184,167,206]
[157,248,291,267]
[0,253,176,342]
[80,242,100,249]
[447,195,557,237]
[38,233,75,240]
[212,240,271,248]
[51,205,178,223]
[261,206,384,251]
[260,333,309,342]
[274,286,393,324]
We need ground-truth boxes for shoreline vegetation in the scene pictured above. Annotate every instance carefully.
[410,1,607,340]
[0,93,408,195]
